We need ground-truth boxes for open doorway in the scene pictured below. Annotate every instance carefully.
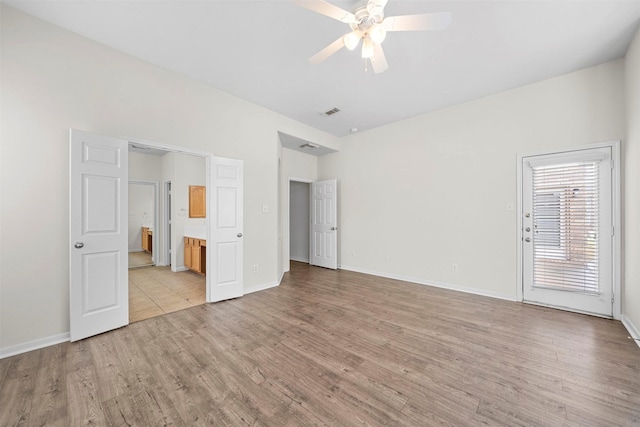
[128,181,157,269]
[287,178,338,270]
[128,147,207,323]
[290,180,311,263]
[70,130,244,341]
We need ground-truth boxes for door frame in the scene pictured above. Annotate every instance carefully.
[128,180,158,265]
[516,141,621,319]
[163,181,171,267]
[125,136,216,302]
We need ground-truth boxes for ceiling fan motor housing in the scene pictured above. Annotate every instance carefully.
[350,0,388,50]
[352,0,386,31]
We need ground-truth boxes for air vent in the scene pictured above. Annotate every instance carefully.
[300,143,319,149]
[323,107,341,116]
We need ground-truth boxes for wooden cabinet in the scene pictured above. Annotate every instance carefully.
[189,185,206,218]
[141,227,152,253]
[184,237,206,275]
[184,240,192,269]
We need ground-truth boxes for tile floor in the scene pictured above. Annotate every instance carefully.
[128,266,206,323]
[128,251,154,268]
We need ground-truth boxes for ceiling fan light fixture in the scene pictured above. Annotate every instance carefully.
[369,24,386,44]
[361,37,374,58]
[295,0,451,74]
[343,31,360,50]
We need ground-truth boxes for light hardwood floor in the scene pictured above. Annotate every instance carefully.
[1,261,639,426]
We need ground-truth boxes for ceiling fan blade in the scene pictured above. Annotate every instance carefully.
[309,36,346,64]
[382,12,452,32]
[292,0,356,24]
[371,43,389,74]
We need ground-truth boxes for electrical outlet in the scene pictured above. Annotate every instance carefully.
[253,264,259,273]
[451,263,458,272]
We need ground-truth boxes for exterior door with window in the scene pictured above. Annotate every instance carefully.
[522,147,613,317]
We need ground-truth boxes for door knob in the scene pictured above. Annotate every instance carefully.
[237,233,243,237]
[524,237,531,243]
[74,242,84,249]
[330,227,337,231]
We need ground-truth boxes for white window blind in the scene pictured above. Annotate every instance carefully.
[531,161,600,293]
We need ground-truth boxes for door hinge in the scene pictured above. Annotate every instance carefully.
[611,226,614,236]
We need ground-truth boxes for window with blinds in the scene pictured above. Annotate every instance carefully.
[531,161,600,293]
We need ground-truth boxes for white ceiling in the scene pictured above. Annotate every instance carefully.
[6,0,640,137]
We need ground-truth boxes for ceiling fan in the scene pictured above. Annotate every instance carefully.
[293,0,451,73]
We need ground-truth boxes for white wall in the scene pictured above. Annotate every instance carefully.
[279,147,318,272]
[166,153,207,271]
[128,152,163,253]
[129,151,163,181]
[624,26,640,338]
[319,59,626,300]
[0,5,338,351]
[290,181,310,262]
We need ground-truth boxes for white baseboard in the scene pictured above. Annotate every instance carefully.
[172,266,189,272]
[0,332,70,359]
[244,280,279,295]
[290,257,309,263]
[339,264,517,302]
[621,315,640,349]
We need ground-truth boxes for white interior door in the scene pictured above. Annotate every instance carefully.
[209,156,244,302]
[310,179,338,269]
[522,147,613,317]
[70,129,128,341]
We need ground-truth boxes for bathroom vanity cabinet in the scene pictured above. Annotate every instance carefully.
[184,237,206,275]
[141,227,152,253]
